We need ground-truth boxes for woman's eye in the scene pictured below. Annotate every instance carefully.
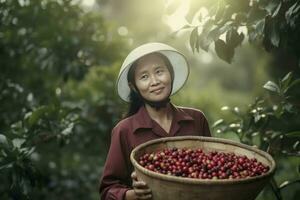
[157,69,164,74]
[141,74,148,80]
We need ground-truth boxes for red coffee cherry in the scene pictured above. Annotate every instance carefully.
[138,148,270,180]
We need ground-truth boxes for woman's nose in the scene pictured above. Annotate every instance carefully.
[150,74,159,86]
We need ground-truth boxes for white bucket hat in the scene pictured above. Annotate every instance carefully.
[117,42,189,102]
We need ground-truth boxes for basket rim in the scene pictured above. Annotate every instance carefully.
[130,136,276,185]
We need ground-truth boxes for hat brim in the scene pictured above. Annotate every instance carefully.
[117,44,189,102]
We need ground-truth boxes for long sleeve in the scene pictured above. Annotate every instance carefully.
[192,109,211,137]
[202,115,211,137]
[99,125,131,200]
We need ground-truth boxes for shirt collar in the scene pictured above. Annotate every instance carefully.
[131,103,194,134]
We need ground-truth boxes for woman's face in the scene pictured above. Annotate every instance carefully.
[133,53,172,102]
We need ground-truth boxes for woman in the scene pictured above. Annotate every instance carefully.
[99,43,211,200]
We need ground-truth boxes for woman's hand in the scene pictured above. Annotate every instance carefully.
[125,171,152,200]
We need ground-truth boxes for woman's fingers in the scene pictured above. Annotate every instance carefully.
[132,181,148,189]
[132,181,152,199]
[137,193,152,200]
[131,172,152,199]
[134,188,151,195]
[134,188,152,200]
[131,171,137,181]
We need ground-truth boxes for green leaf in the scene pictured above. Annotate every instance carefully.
[0,134,9,148]
[248,19,265,43]
[197,20,215,52]
[248,26,257,43]
[251,132,262,147]
[279,179,300,190]
[21,147,35,157]
[247,4,267,23]
[198,34,213,52]
[270,23,280,47]
[12,138,26,149]
[235,13,247,24]
[256,19,265,35]
[272,2,281,18]
[221,106,230,111]
[221,5,234,23]
[285,2,300,28]
[268,133,283,154]
[59,107,81,119]
[26,106,48,127]
[281,72,293,93]
[181,24,192,30]
[264,0,280,15]
[212,119,224,128]
[220,131,241,142]
[197,23,231,53]
[232,107,240,116]
[0,161,13,171]
[264,15,280,48]
[254,112,261,123]
[189,27,198,53]
[214,39,234,63]
[284,131,300,138]
[177,24,192,33]
[281,72,293,84]
[214,3,225,22]
[226,28,244,48]
[286,79,300,92]
[61,122,75,136]
[273,104,283,118]
[263,81,280,93]
[293,141,299,150]
[11,121,23,130]
[283,103,294,113]
[280,131,300,156]
[208,24,231,42]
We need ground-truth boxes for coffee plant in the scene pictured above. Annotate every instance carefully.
[0,0,124,199]
[184,0,300,65]
[212,72,300,199]
[180,1,300,198]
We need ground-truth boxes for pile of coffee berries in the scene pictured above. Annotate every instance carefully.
[138,148,270,180]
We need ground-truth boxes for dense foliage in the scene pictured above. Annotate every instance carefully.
[184,0,300,199]
[186,0,300,65]
[212,72,300,199]
[0,0,124,199]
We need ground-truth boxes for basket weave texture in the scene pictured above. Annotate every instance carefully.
[130,136,276,200]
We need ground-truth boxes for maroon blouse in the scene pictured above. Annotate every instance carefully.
[99,104,211,200]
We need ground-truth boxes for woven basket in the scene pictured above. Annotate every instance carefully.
[130,136,276,200]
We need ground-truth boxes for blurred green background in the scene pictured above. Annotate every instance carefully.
[0,0,299,199]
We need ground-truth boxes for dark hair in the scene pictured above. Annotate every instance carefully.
[126,52,174,117]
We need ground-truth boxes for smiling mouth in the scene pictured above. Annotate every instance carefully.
[151,87,164,93]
